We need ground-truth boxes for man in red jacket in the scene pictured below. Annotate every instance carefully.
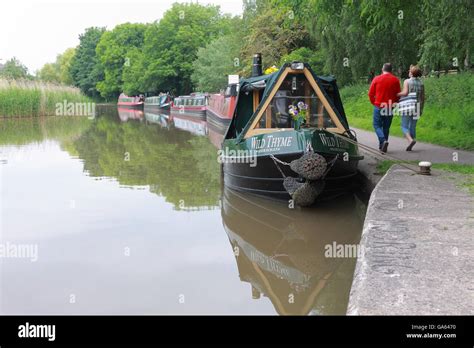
[368,63,401,153]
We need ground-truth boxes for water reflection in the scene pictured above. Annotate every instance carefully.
[222,188,366,315]
[75,107,220,210]
[144,108,172,129]
[117,107,144,122]
[172,114,207,137]
[0,106,366,315]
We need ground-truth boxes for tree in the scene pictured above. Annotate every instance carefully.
[140,3,231,95]
[37,62,61,82]
[70,27,105,98]
[122,48,146,96]
[191,32,242,92]
[241,0,309,75]
[419,0,473,72]
[0,57,30,79]
[57,48,76,85]
[306,0,423,85]
[280,47,325,73]
[38,48,76,84]
[96,23,147,98]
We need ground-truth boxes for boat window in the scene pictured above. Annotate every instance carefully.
[256,73,336,130]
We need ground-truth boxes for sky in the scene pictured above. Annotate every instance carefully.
[0,0,243,73]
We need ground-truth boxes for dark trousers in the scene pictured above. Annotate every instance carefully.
[373,106,393,148]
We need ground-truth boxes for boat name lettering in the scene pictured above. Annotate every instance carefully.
[251,135,292,150]
[318,133,349,149]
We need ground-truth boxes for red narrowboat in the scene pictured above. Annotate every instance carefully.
[117,93,144,108]
[206,84,238,132]
[170,93,207,120]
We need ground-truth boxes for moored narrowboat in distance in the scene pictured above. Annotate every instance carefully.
[221,55,363,207]
[170,93,207,120]
[117,93,144,108]
[207,77,239,133]
[144,93,172,110]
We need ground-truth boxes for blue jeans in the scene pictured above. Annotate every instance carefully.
[373,107,393,148]
[401,115,417,139]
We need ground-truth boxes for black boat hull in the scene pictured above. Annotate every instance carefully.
[223,152,359,201]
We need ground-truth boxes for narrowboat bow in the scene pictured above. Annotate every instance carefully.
[222,61,363,206]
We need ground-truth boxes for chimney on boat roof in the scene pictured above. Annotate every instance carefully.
[251,53,263,77]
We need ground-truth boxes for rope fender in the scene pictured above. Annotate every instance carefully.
[270,152,339,207]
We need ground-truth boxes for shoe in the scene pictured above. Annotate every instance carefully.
[406,140,416,151]
[381,141,389,153]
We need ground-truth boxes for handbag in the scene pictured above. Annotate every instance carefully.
[397,92,418,117]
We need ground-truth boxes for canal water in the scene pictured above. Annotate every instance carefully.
[0,106,366,315]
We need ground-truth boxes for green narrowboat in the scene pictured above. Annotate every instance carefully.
[144,93,172,110]
[221,60,363,206]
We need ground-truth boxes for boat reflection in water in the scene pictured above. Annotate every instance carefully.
[221,187,366,315]
[172,114,208,137]
[117,107,144,122]
[144,108,172,129]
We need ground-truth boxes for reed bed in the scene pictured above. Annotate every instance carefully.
[0,79,92,117]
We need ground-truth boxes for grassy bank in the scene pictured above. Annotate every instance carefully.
[376,160,474,194]
[0,79,92,117]
[340,73,474,150]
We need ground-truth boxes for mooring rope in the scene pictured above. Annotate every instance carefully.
[269,154,291,167]
[269,154,288,178]
[322,154,339,179]
[327,129,421,174]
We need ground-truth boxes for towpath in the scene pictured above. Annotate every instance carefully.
[353,127,474,165]
[348,165,474,315]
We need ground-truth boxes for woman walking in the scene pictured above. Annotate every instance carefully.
[397,65,425,151]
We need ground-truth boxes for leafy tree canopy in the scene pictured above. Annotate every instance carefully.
[69,27,105,98]
[96,23,147,98]
[0,57,31,79]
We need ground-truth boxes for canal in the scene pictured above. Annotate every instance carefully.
[0,106,366,315]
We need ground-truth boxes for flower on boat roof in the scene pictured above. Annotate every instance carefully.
[264,65,279,75]
[289,102,308,127]
[288,105,298,116]
[297,101,308,110]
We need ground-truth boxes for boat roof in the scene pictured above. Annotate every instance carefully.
[227,63,350,140]
[175,95,207,99]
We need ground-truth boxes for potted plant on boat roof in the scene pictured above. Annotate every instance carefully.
[289,102,308,130]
